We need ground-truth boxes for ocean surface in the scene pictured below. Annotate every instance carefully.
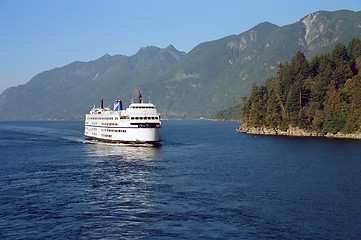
[0,120,361,239]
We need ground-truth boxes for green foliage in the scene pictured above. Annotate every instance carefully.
[1,10,361,120]
[347,37,361,59]
[331,43,354,88]
[322,82,348,134]
[242,38,361,134]
[214,104,242,121]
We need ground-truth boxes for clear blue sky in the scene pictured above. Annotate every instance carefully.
[0,0,360,93]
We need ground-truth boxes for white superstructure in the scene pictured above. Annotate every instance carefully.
[84,93,161,143]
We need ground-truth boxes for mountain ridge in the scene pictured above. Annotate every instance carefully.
[147,10,361,119]
[0,46,186,120]
[1,10,360,120]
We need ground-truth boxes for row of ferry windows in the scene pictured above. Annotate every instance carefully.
[88,117,114,120]
[101,129,126,133]
[88,117,128,120]
[101,134,112,138]
[130,106,155,109]
[87,116,158,121]
[131,116,159,120]
[85,127,97,131]
[102,122,118,126]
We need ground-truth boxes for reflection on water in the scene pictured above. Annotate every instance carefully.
[80,141,163,238]
[84,141,161,161]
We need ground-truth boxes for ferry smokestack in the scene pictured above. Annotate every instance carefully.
[113,99,122,111]
[101,98,104,109]
[139,92,142,103]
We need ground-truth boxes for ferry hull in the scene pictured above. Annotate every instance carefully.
[84,126,161,143]
[133,128,162,143]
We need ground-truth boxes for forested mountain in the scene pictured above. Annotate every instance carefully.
[0,10,360,120]
[145,10,361,119]
[0,45,185,120]
[241,38,361,135]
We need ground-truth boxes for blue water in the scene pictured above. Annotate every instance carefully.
[1,120,361,239]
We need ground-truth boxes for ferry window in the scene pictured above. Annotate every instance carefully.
[135,117,139,120]
[131,117,134,120]
[140,117,143,120]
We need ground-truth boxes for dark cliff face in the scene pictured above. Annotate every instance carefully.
[1,10,360,120]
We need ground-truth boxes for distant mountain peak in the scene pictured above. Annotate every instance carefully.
[166,44,176,51]
[254,21,280,29]
[226,21,280,52]
[1,10,360,120]
[100,54,112,61]
[163,44,186,60]
[139,46,160,51]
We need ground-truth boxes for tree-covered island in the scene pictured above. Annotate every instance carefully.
[238,38,361,139]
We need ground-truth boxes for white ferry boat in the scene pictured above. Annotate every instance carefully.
[84,93,161,143]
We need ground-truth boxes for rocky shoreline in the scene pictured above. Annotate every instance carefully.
[236,124,361,140]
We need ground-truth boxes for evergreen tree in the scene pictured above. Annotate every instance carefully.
[242,84,267,126]
[248,85,268,126]
[284,51,310,125]
[266,87,282,128]
[343,75,361,132]
[331,43,353,89]
[309,55,320,77]
[291,51,310,82]
[277,62,293,104]
[310,54,332,109]
[322,82,347,134]
[347,37,361,60]
[311,109,325,132]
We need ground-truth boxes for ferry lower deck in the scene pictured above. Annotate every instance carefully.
[84,123,161,143]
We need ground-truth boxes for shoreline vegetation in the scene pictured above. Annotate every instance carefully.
[239,38,361,140]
